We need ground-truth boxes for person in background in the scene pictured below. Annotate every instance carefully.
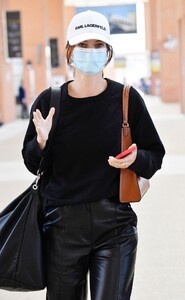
[22,10,165,300]
[0,112,3,126]
[139,77,151,94]
[18,80,29,119]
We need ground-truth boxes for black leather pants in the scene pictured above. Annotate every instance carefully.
[44,197,138,300]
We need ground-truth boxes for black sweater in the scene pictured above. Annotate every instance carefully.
[22,78,165,206]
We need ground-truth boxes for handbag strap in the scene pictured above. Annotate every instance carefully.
[122,85,130,127]
[121,85,131,151]
[38,86,61,174]
[48,87,61,138]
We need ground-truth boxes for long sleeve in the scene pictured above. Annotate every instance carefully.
[22,88,51,175]
[128,87,165,179]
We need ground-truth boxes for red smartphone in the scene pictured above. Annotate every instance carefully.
[115,144,137,159]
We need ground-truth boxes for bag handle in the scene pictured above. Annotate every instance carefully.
[122,85,130,127]
[121,85,131,152]
[37,86,61,176]
[49,87,61,138]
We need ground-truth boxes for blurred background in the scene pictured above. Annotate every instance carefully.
[0,0,185,124]
[0,1,185,300]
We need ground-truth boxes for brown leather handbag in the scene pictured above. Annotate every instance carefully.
[119,85,150,203]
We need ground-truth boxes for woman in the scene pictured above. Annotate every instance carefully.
[22,10,165,300]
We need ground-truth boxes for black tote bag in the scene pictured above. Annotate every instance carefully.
[0,183,45,291]
[0,87,61,291]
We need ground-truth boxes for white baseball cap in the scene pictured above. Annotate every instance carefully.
[67,10,112,46]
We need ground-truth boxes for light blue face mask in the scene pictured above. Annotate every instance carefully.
[71,48,107,76]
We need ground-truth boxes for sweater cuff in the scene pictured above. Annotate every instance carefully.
[129,149,146,174]
[28,136,44,159]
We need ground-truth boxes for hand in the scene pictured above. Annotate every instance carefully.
[108,144,137,169]
[32,107,55,150]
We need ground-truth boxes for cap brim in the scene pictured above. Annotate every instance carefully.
[69,32,112,46]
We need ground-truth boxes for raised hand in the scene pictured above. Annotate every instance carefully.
[32,107,55,150]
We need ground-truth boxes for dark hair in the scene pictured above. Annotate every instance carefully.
[65,42,113,67]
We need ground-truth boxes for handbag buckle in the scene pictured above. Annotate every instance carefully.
[122,121,129,128]
[32,170,43,190]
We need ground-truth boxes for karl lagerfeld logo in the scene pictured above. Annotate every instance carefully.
[75,24,106,31]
